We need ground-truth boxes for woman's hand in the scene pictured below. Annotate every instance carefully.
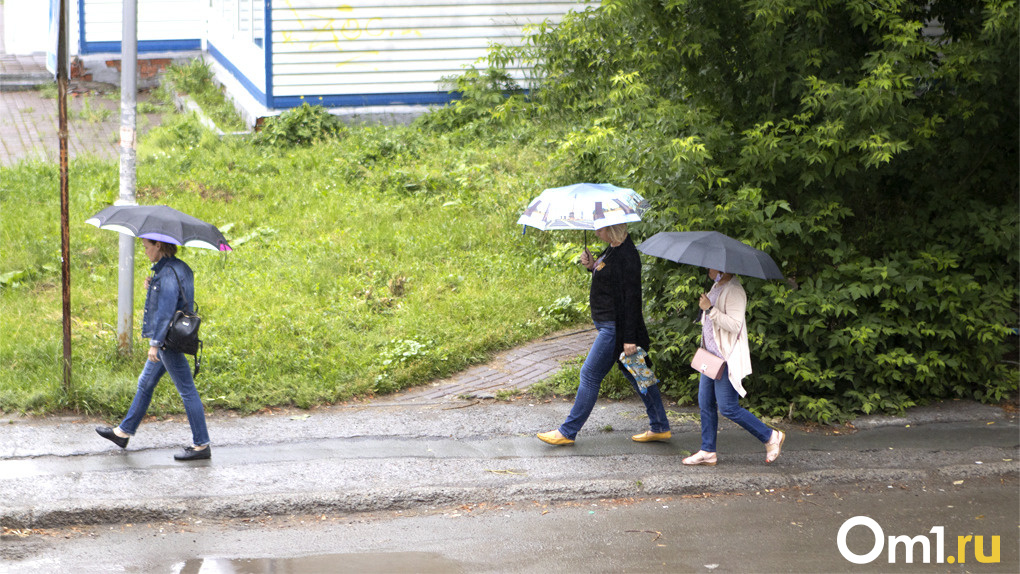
[623,343,638,356]
[148,346,160,362]
[579,248,594,270]
[699,293,712,311]
[144,276,151,289]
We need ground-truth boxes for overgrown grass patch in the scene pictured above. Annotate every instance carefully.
[0,116,591,415]
[157,59,246,132]
[526,356,635,400]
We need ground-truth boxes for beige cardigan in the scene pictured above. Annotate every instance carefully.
[705,277,752,397]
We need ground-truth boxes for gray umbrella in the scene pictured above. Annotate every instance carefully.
[86,205,232,251]
[636,231,783,280]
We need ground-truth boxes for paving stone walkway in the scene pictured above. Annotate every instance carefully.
[377,327,596,403]
[1,7,165,166]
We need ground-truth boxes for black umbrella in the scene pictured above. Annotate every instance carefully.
[636,231,783,280]
[86,205,232,251]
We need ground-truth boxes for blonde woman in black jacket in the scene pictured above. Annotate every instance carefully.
[538,223,670,445]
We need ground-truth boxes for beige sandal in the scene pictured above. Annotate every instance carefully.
[682,450,717,466]
[765,430,785,463]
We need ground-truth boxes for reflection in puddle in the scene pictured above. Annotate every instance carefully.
[172,552,464,573]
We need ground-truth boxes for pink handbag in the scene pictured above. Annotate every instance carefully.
[691,313,744,380]
[691,347,725,379]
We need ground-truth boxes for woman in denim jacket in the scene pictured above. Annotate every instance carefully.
[96,239,211,461]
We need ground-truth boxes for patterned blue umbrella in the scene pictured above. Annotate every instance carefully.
[517,183,649,231]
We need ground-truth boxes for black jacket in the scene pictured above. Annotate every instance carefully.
[589,235,651,360]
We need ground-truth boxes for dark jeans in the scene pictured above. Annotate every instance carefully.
[697,364,771,452]
[559,321,670,440]
[119,348,210,446]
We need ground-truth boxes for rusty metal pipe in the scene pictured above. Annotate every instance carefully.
[57,0,72,393]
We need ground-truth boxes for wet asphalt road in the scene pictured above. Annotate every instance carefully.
[3,476,1017,573]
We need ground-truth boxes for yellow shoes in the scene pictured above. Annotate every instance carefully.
[537,429,674,445]
[537,430,575,446]
[631,430,672,443]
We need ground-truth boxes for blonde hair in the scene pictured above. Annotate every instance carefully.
[601,223,629,244]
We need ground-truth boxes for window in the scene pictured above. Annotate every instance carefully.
[214,0,263,49]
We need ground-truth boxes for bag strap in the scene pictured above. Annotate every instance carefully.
[166,261,203,373]
[193,340,202,377]
[700,308,744,362]
[165,261,196,314]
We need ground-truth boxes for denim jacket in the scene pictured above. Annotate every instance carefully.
[141,256,194,348]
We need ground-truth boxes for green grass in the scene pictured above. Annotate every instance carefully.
[72,95,113,123]
[36,83,58,99]
[0,115,592,416]
[157,60,246,132]
[526,356,634,400]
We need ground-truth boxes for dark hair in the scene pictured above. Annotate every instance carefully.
[158,242,178,259]
[144,238,178,259]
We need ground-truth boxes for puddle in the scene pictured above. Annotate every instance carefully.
[172,552,463,573]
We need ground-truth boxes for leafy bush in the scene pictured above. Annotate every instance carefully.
[416,67,528,134]
[537,295,588,325]
[255,102,345,147]
[439,0,1019,422]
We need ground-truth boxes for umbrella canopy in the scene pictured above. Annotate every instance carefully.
[86,205,232,251]
[517,183,650,231]
[636,231,783,280]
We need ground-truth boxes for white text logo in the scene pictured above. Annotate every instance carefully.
[837,516,1000,565]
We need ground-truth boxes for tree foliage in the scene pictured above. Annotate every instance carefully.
[441,0,1018,421]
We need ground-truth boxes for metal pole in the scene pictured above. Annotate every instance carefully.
[116,0,138,354]
[57,0,71,391]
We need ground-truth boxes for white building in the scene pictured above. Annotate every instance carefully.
[5,0,594,125]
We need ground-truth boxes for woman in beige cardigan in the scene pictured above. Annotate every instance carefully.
[682,269,785,466]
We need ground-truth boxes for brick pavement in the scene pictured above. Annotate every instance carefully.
[0,51,48,77]
[1,88,124,165]
[1,43,165,165]
[378,327,597,403]
[0,84,174,166]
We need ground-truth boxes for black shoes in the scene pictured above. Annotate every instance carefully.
[96,426,129,448]
[174,445,212,461]
[97,426,211,461]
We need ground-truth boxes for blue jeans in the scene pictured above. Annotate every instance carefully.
[119,348,210,446]
[559,321,670,440]
[698,364,771,452]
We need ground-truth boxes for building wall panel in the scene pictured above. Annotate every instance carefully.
[81,0,204,43]
[271,0,595,100]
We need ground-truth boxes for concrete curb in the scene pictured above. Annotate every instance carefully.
[0,72,52,92]
[4,462,1015,529]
